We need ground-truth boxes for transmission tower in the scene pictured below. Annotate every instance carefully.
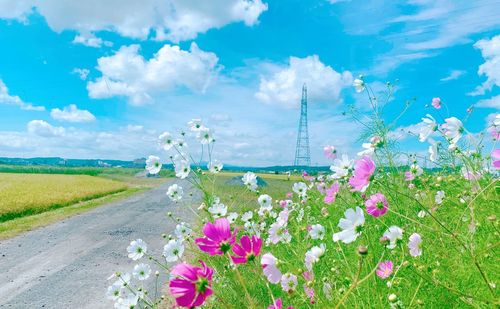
[294,84,311,166]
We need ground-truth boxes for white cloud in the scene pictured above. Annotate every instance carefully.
[0,0,268,43]
[470,35,500,96]
[0,79,45,111]
[50,104,96,122]
[72,68,90,80]
[87,43,220,105]
[27,120,65,137]
[440,70,466,82]
[255,55,353,108]
[72,33,112,48]
[475,95,500,109]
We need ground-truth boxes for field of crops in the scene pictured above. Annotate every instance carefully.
[0,173,127,222]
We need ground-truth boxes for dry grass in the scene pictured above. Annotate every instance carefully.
[0,173,127,222]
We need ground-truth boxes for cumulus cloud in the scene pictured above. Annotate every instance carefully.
[0,79,45,111]
[470,35,500,96]
[255,55,353,108]
[50,104,96,122]
[27,120,65,137]
[87,43,220,105]
[0,0,268,43]
[475,95,500,109]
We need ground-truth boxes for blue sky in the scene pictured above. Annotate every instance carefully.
[0,0,498,166]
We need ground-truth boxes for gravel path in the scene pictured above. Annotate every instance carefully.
[0,179,194,308]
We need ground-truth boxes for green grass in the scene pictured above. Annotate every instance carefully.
[191,173,499,308]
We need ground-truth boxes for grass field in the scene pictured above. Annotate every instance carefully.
[0,173,128,222]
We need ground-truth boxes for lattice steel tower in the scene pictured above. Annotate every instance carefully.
[294,84,311,166]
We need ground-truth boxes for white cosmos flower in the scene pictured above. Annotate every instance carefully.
[408,233,422,257]
[242,172,258,191]
[292,182,308,197]
[127,239,147,260]
[281,273,298,292]
[145,155,162,175]
[114,294,139,309]
[227,212,238,224]
[383,226,403,249]
[353,78,365,93]
[175,138,188,151]
[106,283,125,301]
[305,243,326,271]
[132,263,151,281]
[309,224,325,240]
[208,160,223,173]
[330,154,354,179]
[166,184,183,202]
[187,119,204,131]
[435,190,445,205]
[419,114,437,142]
[258,194,273,214]
[163,239,185,262]
[357,142,375,157]
[114,273,131,288]
[174,222,192,240]
[174,161,190,179]
[332,207,365,244]
[241,211,253,222]
[208,200,227,218]
[410,164,424,177]
[442,117,464,144]
[261,253,282,284]
[197,127,214,144]
[158,132,174,151]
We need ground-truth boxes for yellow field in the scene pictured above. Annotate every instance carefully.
[0,173,127,221]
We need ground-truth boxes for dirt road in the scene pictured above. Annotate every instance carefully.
[0,180,194,308]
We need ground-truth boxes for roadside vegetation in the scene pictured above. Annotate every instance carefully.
[107,80,499,309]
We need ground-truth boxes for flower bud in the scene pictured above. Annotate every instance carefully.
[388,294,397,302]
[357,245,368,256]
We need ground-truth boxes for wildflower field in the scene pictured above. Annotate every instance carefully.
[107,81,499,309]
[0,173,127,222]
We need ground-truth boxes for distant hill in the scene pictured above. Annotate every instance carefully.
[0,157,331,173]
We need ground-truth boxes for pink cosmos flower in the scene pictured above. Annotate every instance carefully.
[195,218,237,256]
[169,260,213,308]
[323,145,337,159]
[376,260,394,279]
[349,156,376,192]
[431,97,441,109]
[404,171,415,181]
[492,149,500,169]
[324,183,340,204]
[303,284,315,304]
[268,298,294,309]
[231,235,262,264]
[261,253,282,284]
[488,127,500,140]
[286,192,293,198]
[365,193,389,217]
[317,182,326,194]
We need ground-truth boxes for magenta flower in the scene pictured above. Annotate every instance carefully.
[431,97,441,109]
[376,260,394,279]
[231,235,262,264]
[323,145,337,159]
[303,284,315,304]
[195,218,237,256]
[169,260,213,308]
[365,193,389,217]
[268,298,294,309]
[324,182,340,204]
[349,156,376,192]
